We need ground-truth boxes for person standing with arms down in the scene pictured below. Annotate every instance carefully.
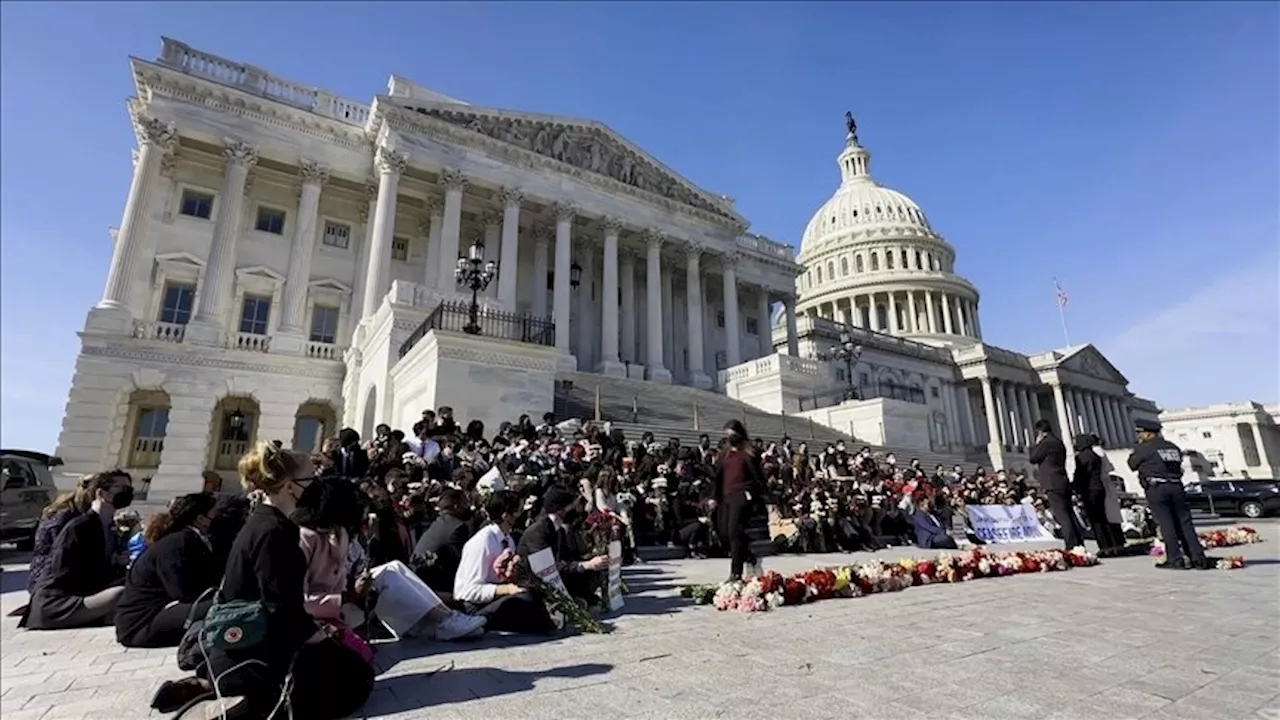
[1029,419,1084,550]
[713,420,767,582]
[1127,419,1211,570]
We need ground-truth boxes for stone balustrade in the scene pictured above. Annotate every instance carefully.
[133,320,186,343]
[306,341,345,361]
[230,332,271,353]
[736,233,794,261]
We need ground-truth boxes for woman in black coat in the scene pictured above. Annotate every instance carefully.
[26,472,134,630]
[1072,434,1126,558]
[115,493,221,648]
[151,442,373,719]
[713,420,767,582]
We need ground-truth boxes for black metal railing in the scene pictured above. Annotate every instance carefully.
[796,382,927,412]
[398,301,556,358]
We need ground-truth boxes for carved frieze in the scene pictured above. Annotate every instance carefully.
[408,107,726,217]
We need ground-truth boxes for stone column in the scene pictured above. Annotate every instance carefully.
[620,250,637,365]
[187,139,259,345]
[421,195,443,290]
[1089,392,1108,445]
[531,226,551,319]
[351,185,377,325]
[1019,386,1036,439]
[925,290,938,333]
[149,393,217,499]
[722,253,741,367]
[644,231,670,382]
[868,293,882,332]
[1121,403,1135,444]
[552,203,575,358]
[1072,388,1090,435]
[1108,398,1127,446]
[941,293,954,334]
[684,243,709,388]
[756,287,771,358]
[980,377,1003,450]
[497,188,523,310]
[575,237,595,366]
[435,169,468,291]
[972,302,983,339]
[275,160,329,351]
[597,218,623,375]
[906,290,919,333]
[997,381,1015,448]
[97,114,175,318]
[957,383,977,446]
[478,210,501,300]
[661,255,675,373]
[356,147,406,320]
[784,296,799,356]
[887,291,899,334]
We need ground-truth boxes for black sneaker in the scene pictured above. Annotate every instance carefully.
[1156,560,1189,570]
[1192,557,1219,570]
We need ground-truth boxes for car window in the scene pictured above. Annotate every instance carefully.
[1,459,37,490]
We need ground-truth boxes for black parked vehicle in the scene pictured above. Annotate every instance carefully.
[1185,479,1280,519]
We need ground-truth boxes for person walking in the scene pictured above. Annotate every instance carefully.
[713,420,767,582]
[1029,419,1083,550]
[1127,419,1211,570]
[1071,434,1125,558]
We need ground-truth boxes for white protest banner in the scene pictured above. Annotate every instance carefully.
[607,540,625,611]
[526,547,568,629]
[965,504,1055,544]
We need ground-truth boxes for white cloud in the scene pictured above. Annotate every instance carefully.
[1100,255,1280,409]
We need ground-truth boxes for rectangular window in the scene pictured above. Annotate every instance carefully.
[746,317,759,335]
[859,372,869,387]
[255,206,287,235]
[159,282,196,325]
[135,408,170,439]
[293,417,323,454]
[391,236,408,261]
[931,386,940,398]
[309,305,339,344]
[1202,431,1212,438]
[321,221,350,249]
[179,189,214,219]
[239,295,272,335]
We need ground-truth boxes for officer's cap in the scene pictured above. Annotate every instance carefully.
[1134,418,1162,433]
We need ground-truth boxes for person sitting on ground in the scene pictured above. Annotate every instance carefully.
[115,492,221,648]
[151,441,374,719]
[517,484,610,603]
[25,471,134,631]
[912,494,959,550]
[412,489,475,594]
[296,478,485,641]
[455,490,555,634]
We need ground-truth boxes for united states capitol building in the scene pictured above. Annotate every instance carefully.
[63,37,1270,501]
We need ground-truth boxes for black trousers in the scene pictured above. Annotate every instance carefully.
[1080,485,1124,554]
[202,637,373,720]
[1045,489,1083,550]
[469,593,554,634]
[1145,481,1206,565]
[719,496,757,579]
[120,599,213,648]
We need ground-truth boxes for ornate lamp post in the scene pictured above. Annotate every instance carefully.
[569,260,583,290]
[817,327,863,400]
[455,238,497,335]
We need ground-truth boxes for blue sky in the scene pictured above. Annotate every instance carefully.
[2,2,1277,452]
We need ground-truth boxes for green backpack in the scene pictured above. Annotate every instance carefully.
[187,585,269,653]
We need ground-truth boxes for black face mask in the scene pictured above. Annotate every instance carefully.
[112,486,135,509]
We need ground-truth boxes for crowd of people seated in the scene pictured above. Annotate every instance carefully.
[9,404,1157,718]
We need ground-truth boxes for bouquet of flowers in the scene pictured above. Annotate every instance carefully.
[1216,556,1245,570]
[493,548,608,633]
[1151,524,1264,557]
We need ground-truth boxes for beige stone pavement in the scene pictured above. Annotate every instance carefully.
[2,521,1278,720]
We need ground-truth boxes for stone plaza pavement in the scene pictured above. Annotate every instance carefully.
[2,521,1278,720]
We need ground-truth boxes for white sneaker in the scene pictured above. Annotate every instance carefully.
[435,612,487,641]
[746,561,764,579]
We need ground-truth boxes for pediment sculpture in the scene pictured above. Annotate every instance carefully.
[409,107,729,218]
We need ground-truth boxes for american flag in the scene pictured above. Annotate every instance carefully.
[1055,280,1069,308]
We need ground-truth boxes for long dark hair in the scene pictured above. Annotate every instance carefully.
[145,492,216,543]
[723,419,751,451]
[293,476,368,538]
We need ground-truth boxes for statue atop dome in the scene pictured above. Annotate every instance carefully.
[844,111,858,143]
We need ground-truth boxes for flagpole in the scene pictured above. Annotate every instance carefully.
[1054,278,1071,347]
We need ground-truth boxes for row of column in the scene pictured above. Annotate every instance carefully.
[826,289,981,339]
[979,378,1040,450]
[1052,384,1133,448]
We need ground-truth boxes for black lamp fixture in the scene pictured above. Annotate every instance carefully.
[817,326,864,401]
[569,260,583,289]
[228,408,245,430]
[455,237,497,335]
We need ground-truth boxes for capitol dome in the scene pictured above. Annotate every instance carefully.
[794,124,983,346]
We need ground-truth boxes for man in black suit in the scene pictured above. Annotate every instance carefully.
[1029,419,1082,549]
[517,485,609,602]
[27,472,133,630]
[329,427,370,479]
[412,489,475,593]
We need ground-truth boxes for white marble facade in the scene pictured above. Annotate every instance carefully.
[55,38,802,500]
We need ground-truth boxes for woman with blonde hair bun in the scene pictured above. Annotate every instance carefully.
[151,441,373,718]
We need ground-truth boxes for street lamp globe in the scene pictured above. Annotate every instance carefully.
[569,261,583,288]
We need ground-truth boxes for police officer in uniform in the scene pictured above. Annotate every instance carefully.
[1126,418,1210,570]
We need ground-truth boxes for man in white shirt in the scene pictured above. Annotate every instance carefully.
[406,419,441,465]
[455,490,553,634]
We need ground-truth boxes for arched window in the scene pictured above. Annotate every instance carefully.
[806,270,812,287]
[816,266,823,283]
[855,255,865,273]
[915,250,922,269]
[852,208,859,218]
[886,252,895,270]
[900,249,908,267]
[871,253,880,271]
[840,257,849,276]
[827,261,835,279]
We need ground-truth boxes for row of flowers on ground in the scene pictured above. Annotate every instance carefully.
[681,547,1100,613]
[1151,525,1263,569]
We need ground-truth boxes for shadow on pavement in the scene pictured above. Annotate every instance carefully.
[365,662,612,713]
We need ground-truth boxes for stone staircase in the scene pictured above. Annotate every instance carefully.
[553,372,968,470]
